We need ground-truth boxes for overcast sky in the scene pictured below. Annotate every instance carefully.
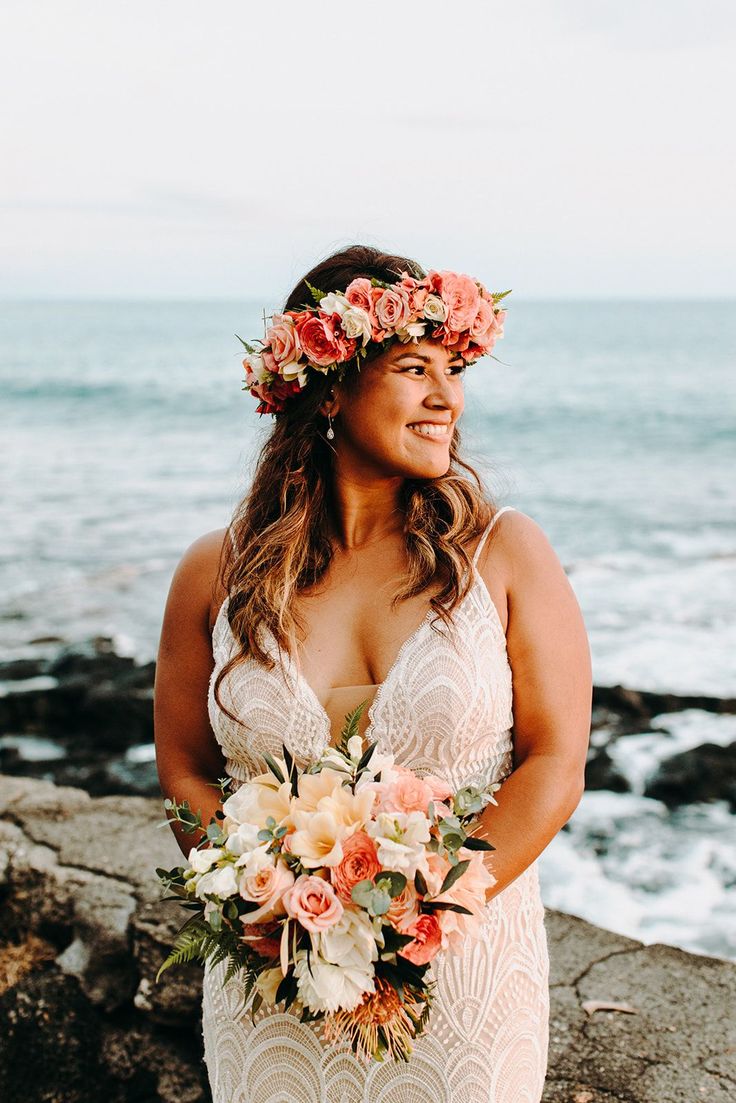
[2,0,734,300]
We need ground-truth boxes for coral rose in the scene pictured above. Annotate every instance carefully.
[283,874,344,932]
[330,831,382,903]
[398,913,443,965]
[295,314,344,367]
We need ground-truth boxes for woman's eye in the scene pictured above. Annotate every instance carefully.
[405,364,466,376]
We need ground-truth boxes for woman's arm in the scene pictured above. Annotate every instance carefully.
[154,528,230,858]
[474,511,592,900]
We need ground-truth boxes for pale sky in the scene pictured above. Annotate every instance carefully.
[1,0,734,300]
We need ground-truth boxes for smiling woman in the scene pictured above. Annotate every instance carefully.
[153,243,592,1102]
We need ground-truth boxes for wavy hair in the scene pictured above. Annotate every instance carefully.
[213,243,502,725]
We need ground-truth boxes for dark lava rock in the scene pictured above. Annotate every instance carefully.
[585,746,630,793]
[594,684,736,719]
[0,966,121,1103]
[644,741,736,810]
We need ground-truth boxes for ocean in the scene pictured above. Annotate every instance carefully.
[1,299,735,958]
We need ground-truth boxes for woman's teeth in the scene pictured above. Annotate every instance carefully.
[407,423,450,438]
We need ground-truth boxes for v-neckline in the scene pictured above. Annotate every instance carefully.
[213,516,509,755]
[282,604,440,747]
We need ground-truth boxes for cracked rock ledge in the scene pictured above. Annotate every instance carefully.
[0,775,734,1103]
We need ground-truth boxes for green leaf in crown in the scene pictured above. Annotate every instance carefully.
[304,279,328,305]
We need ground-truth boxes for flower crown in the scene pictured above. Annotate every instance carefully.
[238,269,510,416]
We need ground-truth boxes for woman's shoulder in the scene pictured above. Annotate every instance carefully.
[169,527,231,635]
[475,508,563,599]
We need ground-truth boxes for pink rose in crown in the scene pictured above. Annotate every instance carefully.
[427,271,481,332]
[469,299,497,346]
[344,278,377,321]
[266,314,301,367]
[398,913,443,965]
[261,347,280,375]
[374,286,413,333]
[283,874,344,932]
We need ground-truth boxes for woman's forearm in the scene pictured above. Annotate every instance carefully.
[161,772,225,858]
[474,752,585,902]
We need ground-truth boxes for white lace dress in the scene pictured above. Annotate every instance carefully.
[201,506,550,1102]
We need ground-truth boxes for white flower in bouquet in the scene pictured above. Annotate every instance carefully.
[224,820,262,857]
[222,776,292,830]
[318,747,355,774]
[187,845,224,874]
[233,842,274,875]
[346,735,363,761]
[293,949,375,1014]
[316,906,379,971]
[367,811,432,878]
[194,862,239,900]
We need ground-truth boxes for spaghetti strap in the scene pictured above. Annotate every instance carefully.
[472,506,516,566]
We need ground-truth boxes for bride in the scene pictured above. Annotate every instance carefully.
[154,243,592,1102]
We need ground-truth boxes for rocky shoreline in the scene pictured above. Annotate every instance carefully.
[1,774,734,1103]
[1,637,734,808]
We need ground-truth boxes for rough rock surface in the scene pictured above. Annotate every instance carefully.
[1,774,734,1103]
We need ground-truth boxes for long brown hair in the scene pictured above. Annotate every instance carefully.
[213,243,501,724]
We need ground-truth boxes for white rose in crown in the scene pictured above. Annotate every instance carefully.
[244,351,270,383]
[340,306,373,346]
[279,361,309,387]
[423,294,448,323]
[318,291,351,316]
[395,321,428,342]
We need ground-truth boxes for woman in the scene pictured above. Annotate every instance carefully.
[154,244,592,1102]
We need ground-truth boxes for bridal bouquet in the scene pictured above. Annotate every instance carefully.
[156,706,499,1062]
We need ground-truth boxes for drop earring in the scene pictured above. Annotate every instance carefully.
[326,413,335,440]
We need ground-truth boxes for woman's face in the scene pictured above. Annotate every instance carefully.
[328,338,466,480]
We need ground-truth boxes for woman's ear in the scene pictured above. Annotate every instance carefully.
[318,389,340,418]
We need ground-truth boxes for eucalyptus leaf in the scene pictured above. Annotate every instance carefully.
[374,871,407,898]
[439,859,470,895]
[351,879,375,908]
